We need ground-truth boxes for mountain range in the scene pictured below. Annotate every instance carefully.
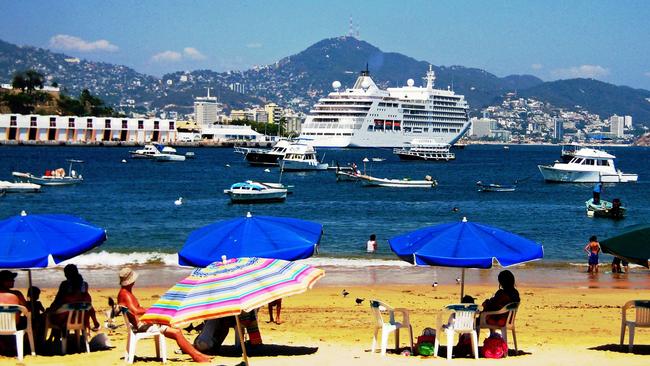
[1,37,650,125]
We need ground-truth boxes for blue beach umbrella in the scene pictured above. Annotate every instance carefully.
[178,212,323,267]
[389,217,543,299]
[0,211,107,268]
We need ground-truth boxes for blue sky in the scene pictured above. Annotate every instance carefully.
[2,0,649,89]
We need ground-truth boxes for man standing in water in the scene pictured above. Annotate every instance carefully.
[584,236,601,273]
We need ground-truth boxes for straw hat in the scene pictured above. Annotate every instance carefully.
[119,267,138,286]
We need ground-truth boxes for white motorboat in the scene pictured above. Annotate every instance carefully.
[357,174,437,188]
[244,139,292,166]
[12,159,84,186]
[538,147,637,183]
[223,181,288,203]
[0,181,41,193]
[393,139,455,161]
[281,143,329,171]
[130,143,186,161]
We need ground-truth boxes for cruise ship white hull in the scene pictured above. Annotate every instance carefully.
[298,66,470,148]
[304,123,469,148]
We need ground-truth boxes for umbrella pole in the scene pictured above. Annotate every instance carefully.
[460,268,465,302]
[235,314,250,366]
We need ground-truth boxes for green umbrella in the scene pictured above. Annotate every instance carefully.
[601,224,650,268]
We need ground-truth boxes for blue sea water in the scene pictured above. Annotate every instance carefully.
[1,144,649,268]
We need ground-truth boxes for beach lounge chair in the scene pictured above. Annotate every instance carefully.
[369,299,413,356]
[620,300,650,351]
[434,304,479,360]
[477,302,519,354]
[0,304,35,360]
[45,302,92,354]
[121,306,166,364]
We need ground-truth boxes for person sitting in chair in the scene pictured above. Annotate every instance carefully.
[117,267,211,363]
[0,271,28,355]
[482,270,520,328]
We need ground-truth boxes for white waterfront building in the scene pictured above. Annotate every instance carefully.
[0,114,178,144]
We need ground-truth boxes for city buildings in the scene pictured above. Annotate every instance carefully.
[193,89,221,127]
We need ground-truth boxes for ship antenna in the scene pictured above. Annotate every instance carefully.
[366,62,369,75]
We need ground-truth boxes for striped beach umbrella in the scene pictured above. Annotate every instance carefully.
[140,257,324,327]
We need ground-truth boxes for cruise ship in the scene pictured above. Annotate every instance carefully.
[298,65,470,148]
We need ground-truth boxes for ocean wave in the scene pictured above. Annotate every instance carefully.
[66,251,411,268]
[67,251,179,267]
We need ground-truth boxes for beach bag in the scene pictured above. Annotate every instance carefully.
[482,333,508,359]
[416,327,436,356]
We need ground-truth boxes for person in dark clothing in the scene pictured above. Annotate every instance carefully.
[593,183,603,205]
[482,270,520,327]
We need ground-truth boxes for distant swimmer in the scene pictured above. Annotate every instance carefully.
[452,207,460,212]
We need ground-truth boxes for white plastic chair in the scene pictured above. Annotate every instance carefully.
[434,304,479,360]
[478,302,519,354]
[0,304,35,361]
[369,299,413,356]
[121,306,167,364]
[45,302,92,354]
[620,300,650,351]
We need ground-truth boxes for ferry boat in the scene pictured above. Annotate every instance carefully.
[393,139,455,161]
[298,65,470,148]
[538,147,638,183]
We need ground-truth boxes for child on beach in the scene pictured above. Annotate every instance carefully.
[584,236,601,273]
[366,234,377,253]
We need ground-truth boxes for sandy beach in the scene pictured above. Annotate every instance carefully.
[1,267,649,366]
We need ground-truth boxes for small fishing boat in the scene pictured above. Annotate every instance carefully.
[12,159,84,186]
[476,181,516,192]
[335,170,361,182]
[586,198,625,219]
[223,181,288,203]
[184,152,196,159]
[371,157,386,162]
[357,174,437,188]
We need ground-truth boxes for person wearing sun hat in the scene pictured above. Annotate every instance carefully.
[0,270,27,307]
[117,267,211,363]
[0,270,29,336]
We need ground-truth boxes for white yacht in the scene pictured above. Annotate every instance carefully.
[538,147,638,183]
[281,143,329,171]
[393,139,455,161]
[244,139,292,166]
[299,65,470,147]
[129,143,185,162]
